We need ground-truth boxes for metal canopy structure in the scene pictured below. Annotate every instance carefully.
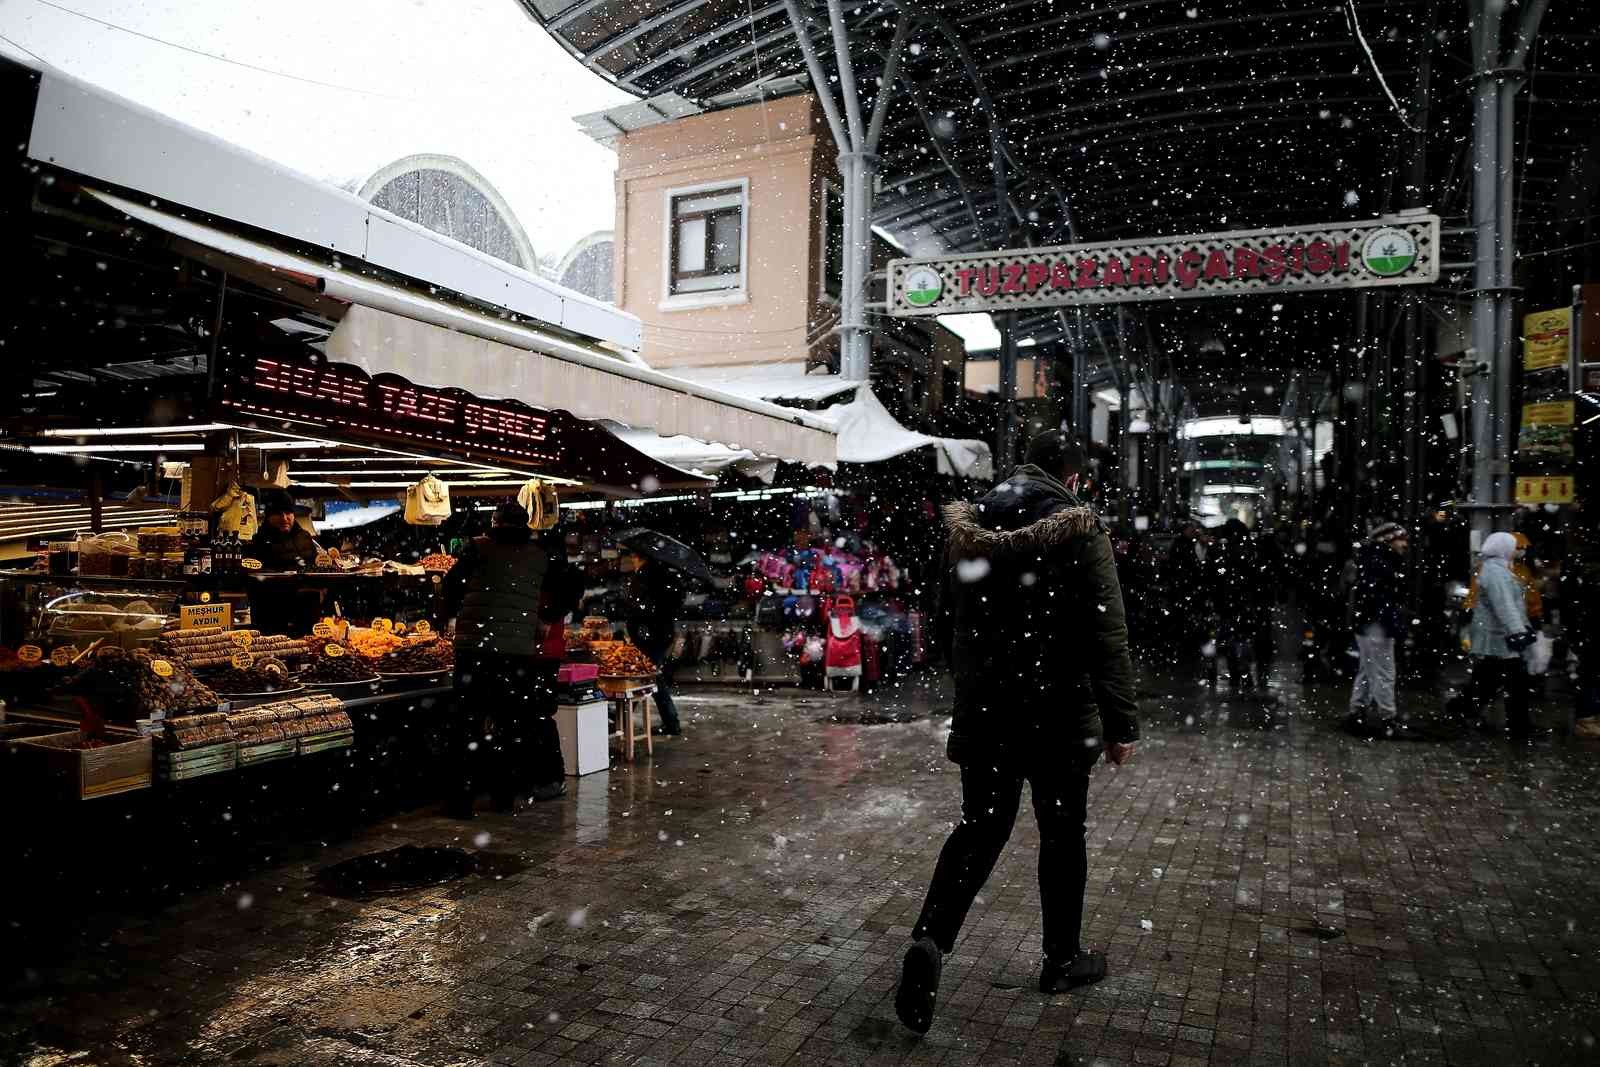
[524,0,1600,534]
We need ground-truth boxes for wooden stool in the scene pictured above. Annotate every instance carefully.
[599,677,656,763]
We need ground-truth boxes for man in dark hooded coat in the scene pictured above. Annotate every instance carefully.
[896,431,1141,1034]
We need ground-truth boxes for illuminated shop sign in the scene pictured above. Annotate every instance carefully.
[888,214,1440,316]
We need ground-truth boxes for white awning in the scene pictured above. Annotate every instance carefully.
[606,429,779,484]
[88,191,837,469]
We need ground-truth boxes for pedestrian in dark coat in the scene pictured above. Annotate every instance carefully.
[896,431,1140,1035]
[441,502,575,815]
[1347,521,1410,733]
[1209,519,1266,692]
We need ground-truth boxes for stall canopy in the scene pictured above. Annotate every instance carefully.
[664,364,864,405]
[16,61,836,472]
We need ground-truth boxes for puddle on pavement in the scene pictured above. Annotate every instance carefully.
[313,845,527,899]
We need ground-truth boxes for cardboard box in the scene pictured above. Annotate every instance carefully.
[18,731,153,800]
[556,700,609,776]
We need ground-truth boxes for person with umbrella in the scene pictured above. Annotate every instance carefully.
[618,529,715,737]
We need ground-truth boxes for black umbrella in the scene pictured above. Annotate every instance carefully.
[616,528,720,587]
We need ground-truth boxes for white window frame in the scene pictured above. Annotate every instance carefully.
[660,177,750,311]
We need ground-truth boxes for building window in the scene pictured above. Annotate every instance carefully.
[822,184,844,301]
[669,185,744,295]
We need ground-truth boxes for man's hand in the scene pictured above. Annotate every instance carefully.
[1106,742,1136,766]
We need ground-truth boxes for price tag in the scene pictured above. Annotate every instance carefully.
[394,622,408,635]
[241,558,263,571]
[231,651,254,670]
[324,643,347,659]
[431,574,442,586]
[314,551,331,569]
[413,620,432,635]
[151,659,175,678]
[16,645,42,665]
[231,631,254,649]
[312,622,335,639]
[199,591,212,604]
[50,647,74,668]
[373,618,394,634]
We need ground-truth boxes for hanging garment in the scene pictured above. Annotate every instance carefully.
[404,475,451,526]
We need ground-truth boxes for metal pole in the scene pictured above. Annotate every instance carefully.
[997,311,1018,477]
[1468,0,1503,549]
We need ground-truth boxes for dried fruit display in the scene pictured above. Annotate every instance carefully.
[377,640,454,674]
[418,553,456,572]
[348,628,404,659]
[297,653,379,685]
[596,642,656,677]
[209,656,300,696]
[65,647,218,718]
[163,711,235,750]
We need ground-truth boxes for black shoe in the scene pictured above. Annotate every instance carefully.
[1040,950,1107,994]
[531,781,566,801]
[895,936,942,1034]
[651,726,682,737]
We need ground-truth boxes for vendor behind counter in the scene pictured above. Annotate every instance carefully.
[248,489,323,634]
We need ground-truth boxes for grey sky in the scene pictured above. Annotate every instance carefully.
[0,0,632,262]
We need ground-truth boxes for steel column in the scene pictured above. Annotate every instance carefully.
[997,311,1019,474]
[1468,0,1504,548]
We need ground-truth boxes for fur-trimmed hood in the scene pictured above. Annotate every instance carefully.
[942,499,1099,558]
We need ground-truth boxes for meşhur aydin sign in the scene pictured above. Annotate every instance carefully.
[887,214,1439,316]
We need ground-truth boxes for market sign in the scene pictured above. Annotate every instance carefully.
[1523,307,1572,372]
[1516,475,1575,505]
[1517,400,1576,465]
[887,214,1440,316]
[180,602,232,630]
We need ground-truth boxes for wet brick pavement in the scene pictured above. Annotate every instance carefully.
[5,672,1600,1066]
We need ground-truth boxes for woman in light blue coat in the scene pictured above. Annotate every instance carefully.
[1463,532,1537,738]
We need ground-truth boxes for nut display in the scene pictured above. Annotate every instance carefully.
[595,641,656,677]
[418,553,456,572]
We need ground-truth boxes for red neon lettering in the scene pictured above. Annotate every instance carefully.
[1076,258,1101,288]
[1261,245,1287,281]
[1155,255,1171,285]
[1233,247,1261,278]
[1176,249,1204,290]
[1025,262,1050,292]
[1128,255,1155,286]
[1336,242,1350,272]
[1289,244,1305,273]
[955,268,977,296]
[1001,263,1026,293]
[1305,240,1334,275]
[978,267,1001,296]
[1051,261,1075,289]
[1203,250,1231,281]
[1103,257,1128,287]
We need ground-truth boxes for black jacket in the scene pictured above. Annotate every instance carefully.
[1351,540,1408,638]
[624,563,686,659]
[249,523,318,570]
[941,465,1140,764]
[444,526,568,657]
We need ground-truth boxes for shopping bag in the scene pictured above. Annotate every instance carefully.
[404,475,451,526]
[1523,633,1554,676]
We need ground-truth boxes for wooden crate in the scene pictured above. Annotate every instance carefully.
[157,742,238,781]
[17,731,153,800]
[596,675,655,698]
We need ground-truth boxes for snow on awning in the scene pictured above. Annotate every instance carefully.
[86,191,837,469]
[606,428,778,484]
[820,386,993,481]
[664,363,864,404]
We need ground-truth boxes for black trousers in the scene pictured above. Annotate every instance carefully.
[1466,655,1533,735]
[913,744,1100,962]
[449,649,563,807]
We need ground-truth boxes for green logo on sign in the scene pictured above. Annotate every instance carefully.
[903,266,944,308]
[1361,228,1418,277]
